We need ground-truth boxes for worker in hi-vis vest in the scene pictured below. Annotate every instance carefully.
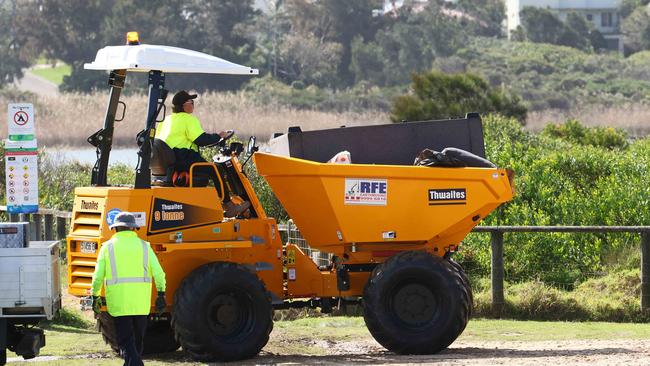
[91,212,166,366]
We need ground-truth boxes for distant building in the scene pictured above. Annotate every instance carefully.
[506,0,623,53]
[381,0,460,15]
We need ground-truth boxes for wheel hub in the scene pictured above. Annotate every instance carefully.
[208,293,243,336]
[392,283,437,326]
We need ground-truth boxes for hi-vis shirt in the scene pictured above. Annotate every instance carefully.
[91,230,166,316]
[155,112,205,152]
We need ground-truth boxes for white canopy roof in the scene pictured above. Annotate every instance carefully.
[84,44,259,75]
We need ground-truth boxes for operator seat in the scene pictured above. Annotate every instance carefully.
[151,138,175,186]
[151,138,209,187]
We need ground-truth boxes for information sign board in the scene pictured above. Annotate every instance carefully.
[5,151,39,213]
[7,103,35,140]
[4,103,39,213]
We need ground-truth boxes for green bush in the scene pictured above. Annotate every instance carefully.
[542,119,629,149]
[457,115,649,283]
[390,71,527,122]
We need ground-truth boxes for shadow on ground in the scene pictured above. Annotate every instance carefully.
[143,345,636,365]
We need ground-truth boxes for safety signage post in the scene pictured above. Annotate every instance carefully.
[4,103,39,214]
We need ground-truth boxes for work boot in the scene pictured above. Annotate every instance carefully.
[223,200,251,218]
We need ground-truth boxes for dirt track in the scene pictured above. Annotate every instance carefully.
[7,338,650,365]
[247,338,650,366]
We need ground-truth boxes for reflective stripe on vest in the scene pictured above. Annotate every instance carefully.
[104,239,152,286]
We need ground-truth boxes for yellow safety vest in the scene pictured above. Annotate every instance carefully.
[91,231,166,316]
[155,112,205,152]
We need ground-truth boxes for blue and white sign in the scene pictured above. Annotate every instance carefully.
[106,208,123,226]
[344,178,388,206]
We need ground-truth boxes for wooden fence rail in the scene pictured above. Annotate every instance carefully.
[0,206,71,242]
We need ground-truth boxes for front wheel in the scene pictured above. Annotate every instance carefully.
[362,251,471,354]
[172,262,273,362]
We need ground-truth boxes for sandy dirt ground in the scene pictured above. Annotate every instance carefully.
[245,338,650,366]
[8,337,650,365]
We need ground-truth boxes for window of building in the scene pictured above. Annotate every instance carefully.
[586,13,593,21]
[601,12,613,27]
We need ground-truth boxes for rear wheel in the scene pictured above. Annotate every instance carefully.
[172,262,273,362]
[448,257,474,318]
[97,313,180,355]
[362,251,471,354]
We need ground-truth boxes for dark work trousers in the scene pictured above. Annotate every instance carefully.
[172,148,230,202]
[114,315,147,366]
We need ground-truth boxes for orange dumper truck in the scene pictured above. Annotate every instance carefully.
[66,34,514,362]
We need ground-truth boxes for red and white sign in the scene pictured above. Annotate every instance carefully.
[344,178,388,206]
[7,103,35,138]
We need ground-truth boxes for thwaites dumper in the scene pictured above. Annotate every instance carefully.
[67,34,514,362]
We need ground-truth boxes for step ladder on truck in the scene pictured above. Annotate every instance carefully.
[66,32,515,362]
[0,222,61,365]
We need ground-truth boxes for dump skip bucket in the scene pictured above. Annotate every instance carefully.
[269,114,486,165]
[254,153,513,251]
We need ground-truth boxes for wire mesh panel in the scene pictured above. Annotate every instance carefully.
[284,220,332,268]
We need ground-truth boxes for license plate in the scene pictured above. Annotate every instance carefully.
[80,241,97,254]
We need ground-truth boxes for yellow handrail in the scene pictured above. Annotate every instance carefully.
[188,162,225,201]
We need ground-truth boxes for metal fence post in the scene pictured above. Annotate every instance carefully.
[642,231,650,311]
[491,230,505,317]
[44,214,54,241]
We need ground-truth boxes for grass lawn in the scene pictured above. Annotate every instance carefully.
[30,64,71,85]
[6,316,650,365]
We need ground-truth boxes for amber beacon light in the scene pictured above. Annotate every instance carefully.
[126,31,140,45]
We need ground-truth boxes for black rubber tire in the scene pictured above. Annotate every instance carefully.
[142,318,180,354]
[362,251,471,354]
[97,313,180,355]
[448,258,474,319]
[172,262,273,362]
[97,312,120,354]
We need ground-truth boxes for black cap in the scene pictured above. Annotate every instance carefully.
[172,90,197,106]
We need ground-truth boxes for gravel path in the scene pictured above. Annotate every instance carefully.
[12,71,59,96]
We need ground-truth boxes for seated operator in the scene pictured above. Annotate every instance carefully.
[155,90,250,218]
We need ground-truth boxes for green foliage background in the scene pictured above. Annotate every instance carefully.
[441,38,650,111]
[390,71,527,122]
[2,116,646,287]
[458,115,649,285]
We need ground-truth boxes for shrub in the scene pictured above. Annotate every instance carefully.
[457,115,649,283]
[390,71,527,122]
[542,119,629,149]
